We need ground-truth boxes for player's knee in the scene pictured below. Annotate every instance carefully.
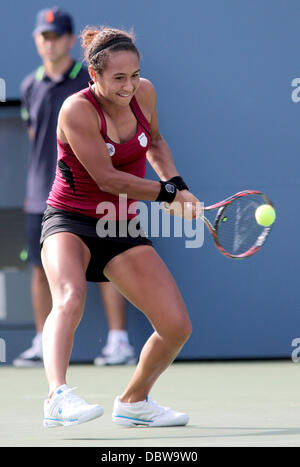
[53,284,86,323]
[63,286,85,313]
[169,315,192,347]
[180,318,192,343]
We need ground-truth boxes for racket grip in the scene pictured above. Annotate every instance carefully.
[161,201,194,219]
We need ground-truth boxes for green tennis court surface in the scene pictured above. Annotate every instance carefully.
[1,360,300,447]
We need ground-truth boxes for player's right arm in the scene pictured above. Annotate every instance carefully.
[58,95,184,204]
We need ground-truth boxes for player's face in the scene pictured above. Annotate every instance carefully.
[91,51,140,106]
[34,31,75,63]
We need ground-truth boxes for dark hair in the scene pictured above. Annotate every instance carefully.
[81,26,140,75]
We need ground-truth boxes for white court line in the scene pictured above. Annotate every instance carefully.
[0,272,7,320]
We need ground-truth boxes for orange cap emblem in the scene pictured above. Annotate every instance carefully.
[45,10,55,23]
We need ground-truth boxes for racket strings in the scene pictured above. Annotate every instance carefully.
[215,195,270,256]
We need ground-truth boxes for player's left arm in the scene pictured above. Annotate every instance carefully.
[139,80,179,180]
[137,80,200,210]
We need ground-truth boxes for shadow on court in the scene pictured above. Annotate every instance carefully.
[63,426,300,442]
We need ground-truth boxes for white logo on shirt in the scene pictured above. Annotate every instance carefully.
[106,143,116,157]
[138,132,148,148]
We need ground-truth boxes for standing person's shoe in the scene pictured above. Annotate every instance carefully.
[13,334,43,367]
[94,341,137,366]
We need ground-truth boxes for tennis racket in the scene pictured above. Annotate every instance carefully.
[162,190,274,259]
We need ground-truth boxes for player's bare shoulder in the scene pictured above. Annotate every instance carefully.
[58,91,100,135]
[136,78,156,102]
[61,92,97,120]
[135,78,156,121]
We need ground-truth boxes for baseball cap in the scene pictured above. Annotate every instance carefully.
[33,7,74,36]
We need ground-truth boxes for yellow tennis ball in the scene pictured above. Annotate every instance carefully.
[255,204,276,227]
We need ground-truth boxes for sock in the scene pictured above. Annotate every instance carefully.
[119,395,148,406]
[48,384,68,400]
[55,384,68,395]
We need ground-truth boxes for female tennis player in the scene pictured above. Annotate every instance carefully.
[41,25,200,428]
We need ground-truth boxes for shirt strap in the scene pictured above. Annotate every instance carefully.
[81,82,107,138]
[130,96,151,136]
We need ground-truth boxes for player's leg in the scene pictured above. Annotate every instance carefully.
[104,245,192,425]
[41,232,90,396]
[41,232,104,428]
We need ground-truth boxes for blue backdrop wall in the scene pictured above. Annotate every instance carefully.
[1,0,300,361]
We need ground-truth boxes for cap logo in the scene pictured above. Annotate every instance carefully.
[45,10,55,23]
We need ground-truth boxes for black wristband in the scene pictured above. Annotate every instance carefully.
[167,176,189,191]
[156,181,177,202]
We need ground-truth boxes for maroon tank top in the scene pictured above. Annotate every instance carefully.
[47,83,151,219]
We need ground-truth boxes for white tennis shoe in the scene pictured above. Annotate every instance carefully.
[43,384,104,428]
[112,395,189,427]
[13,334,43,367]
[94,342,137,366]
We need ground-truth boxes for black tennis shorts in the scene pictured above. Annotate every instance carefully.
[40,206,153,282]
